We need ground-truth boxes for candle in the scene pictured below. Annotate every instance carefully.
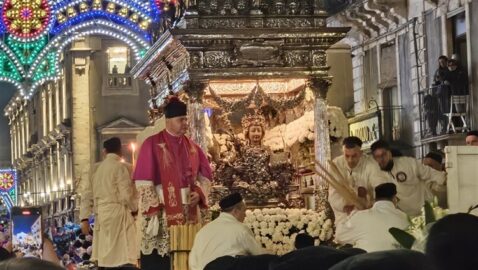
[130,142,137,168]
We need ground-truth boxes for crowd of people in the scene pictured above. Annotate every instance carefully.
[424,55,470,135]
[0,97,477,270]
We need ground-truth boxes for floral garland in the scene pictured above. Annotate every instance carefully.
[256,85,306,110]
[244,208,334,255]
[208,86,257,111]
[208,84,306,112]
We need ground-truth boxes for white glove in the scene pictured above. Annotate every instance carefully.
[146,215,160,237]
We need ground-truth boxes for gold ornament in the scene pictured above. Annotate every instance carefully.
[66,7,77,18]
[129,13,139,22]
[106,2,115,13]
[92,0,102,10]
[79,2,89,12]
[139,20,150,30]
[241,112,266,132]
[57,13,66,23]
[118,7,128,17]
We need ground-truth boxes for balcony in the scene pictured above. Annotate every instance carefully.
[419,85,471,144]
[102,73,138,96]
[106,74,132,89]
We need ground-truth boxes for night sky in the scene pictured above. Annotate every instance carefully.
[0,83,16,167]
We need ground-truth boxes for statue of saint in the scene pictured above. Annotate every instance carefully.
[243,113,266,147]
[214,112,294,206]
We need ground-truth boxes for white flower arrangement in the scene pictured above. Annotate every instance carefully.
[244,208,334,255]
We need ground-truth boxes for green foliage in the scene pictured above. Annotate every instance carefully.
[389,227,416,249]
[424,200,436,225]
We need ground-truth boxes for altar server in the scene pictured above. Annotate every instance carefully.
[79,137,138,268]
[371,140,446,216]
[329,137,388,226]
[335,183,409,252]
[133,97,213,270]
[189,193,274,270]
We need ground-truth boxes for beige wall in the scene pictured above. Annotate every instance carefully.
[326,43,354,113]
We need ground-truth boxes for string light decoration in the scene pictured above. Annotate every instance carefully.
[6,35,47,65]
[2,0,51,38]
[0,0,169,96]
[0,168,17,210]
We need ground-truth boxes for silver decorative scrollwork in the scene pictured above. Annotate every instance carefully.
[203,51,232,68]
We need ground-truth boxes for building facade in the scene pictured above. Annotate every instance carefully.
[4,36,150,220]
[330,0,476,156]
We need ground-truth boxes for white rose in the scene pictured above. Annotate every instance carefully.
[297,222,305,229]
[325,229,333,240]
[261,221,268,229]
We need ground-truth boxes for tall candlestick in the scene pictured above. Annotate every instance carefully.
[130,142,137,168]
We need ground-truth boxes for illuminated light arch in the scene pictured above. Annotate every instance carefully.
[25,25,149,97]
[27,20,149,77]
[0,0,168,97]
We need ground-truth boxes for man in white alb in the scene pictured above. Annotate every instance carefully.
[371,140,446,216]
[335,183,409,252]
[329,137,388,231]
[189,193,275,270]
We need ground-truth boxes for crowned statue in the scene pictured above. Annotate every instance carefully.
[213,110,294,207]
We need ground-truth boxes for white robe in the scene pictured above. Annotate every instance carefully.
[189,212,266,270]
[335,200,410,252]
[79,153,138,267]
[329,155,388,225]
[378,156,446,216]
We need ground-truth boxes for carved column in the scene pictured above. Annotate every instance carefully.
[20,116,25,156]
[24,110,29,149]
[56,142,64,198]
[54,82,60,126]
[49,146,57,201]
[41,90,47,137]
[11,125,16,162]
[16,120,21,159]
[307,76,333,218]
[48,85,54,132]
[185,80,208,152]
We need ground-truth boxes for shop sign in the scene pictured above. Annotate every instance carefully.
[348,112,381,149]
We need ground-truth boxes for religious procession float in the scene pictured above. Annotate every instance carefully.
[129,0,353,263]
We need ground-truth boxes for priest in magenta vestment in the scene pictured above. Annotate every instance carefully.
[133,97,212,270]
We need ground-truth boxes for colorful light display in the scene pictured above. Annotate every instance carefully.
[0,0,167,96]
[0,169,17,210]
[2,0,51,39]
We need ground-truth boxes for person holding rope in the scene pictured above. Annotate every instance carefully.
[327,137,388,235]
[370,140,446,216]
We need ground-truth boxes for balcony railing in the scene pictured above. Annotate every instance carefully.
[418,85,472,140]
[107,74,133,89]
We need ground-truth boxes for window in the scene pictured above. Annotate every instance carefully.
[107,47,130,74]
[103,43,137,95]
[425,9,442,86]
[383,86,401,141]
[450,12,467,72]
[364,47,379,106]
